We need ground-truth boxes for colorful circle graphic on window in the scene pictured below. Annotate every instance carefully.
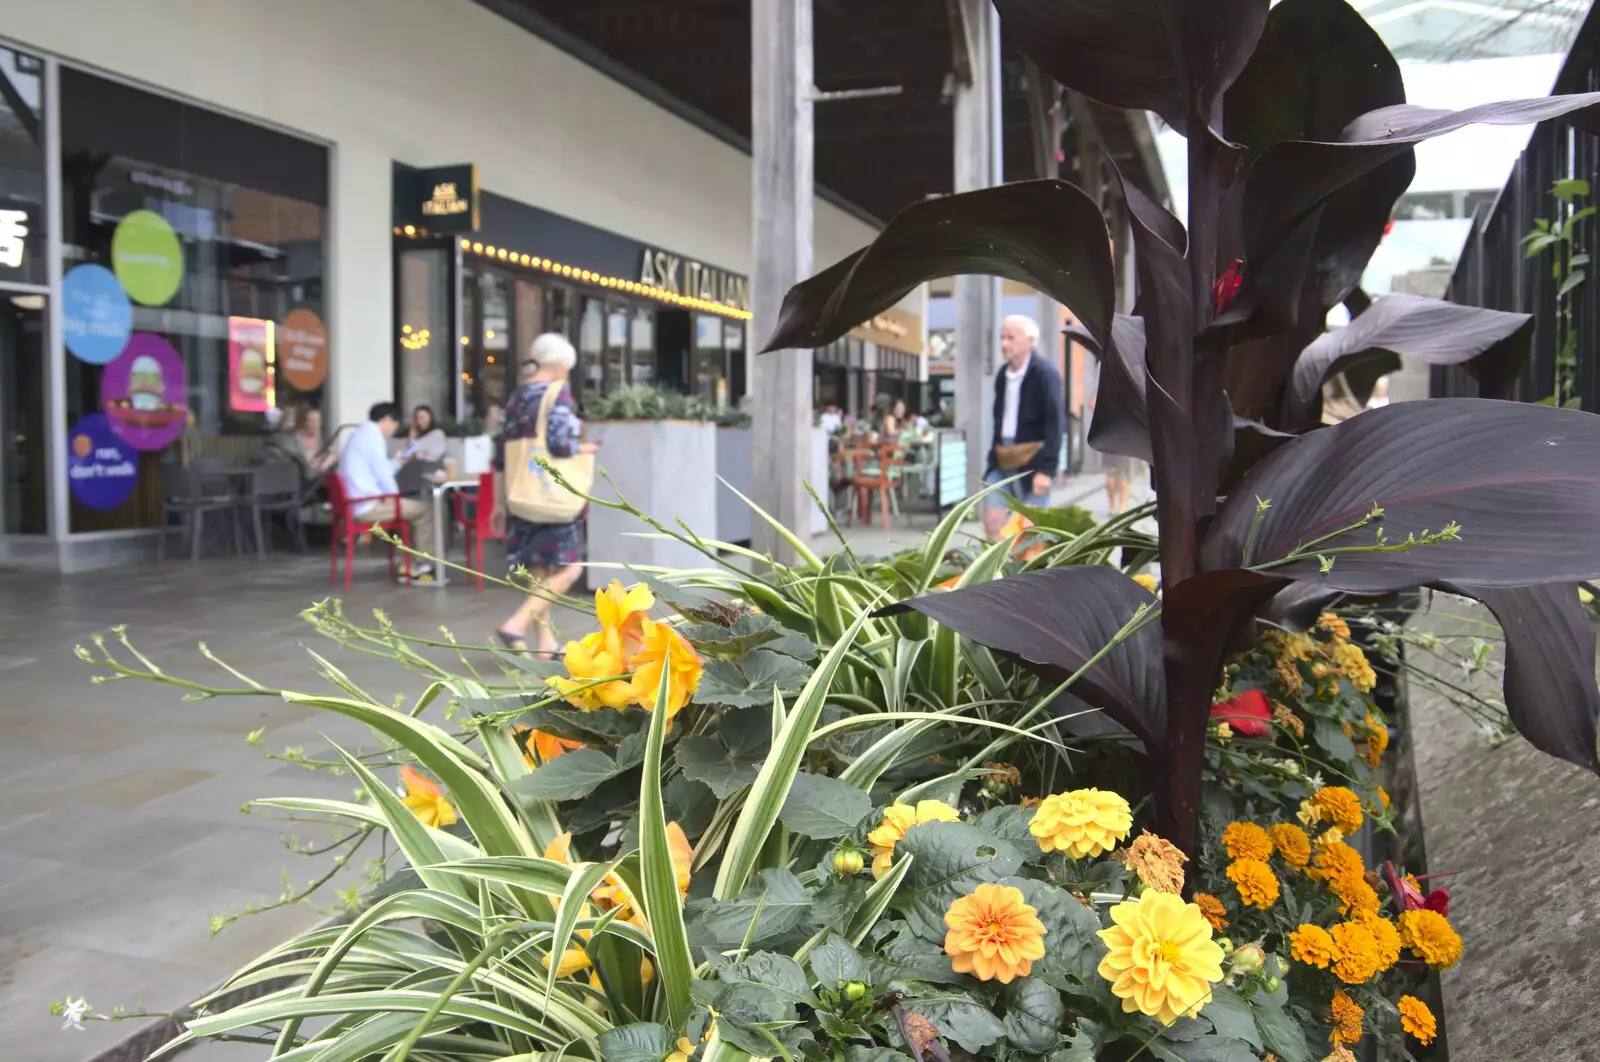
[67,412,140,510]
[112,209,184,306]
[61,263,133,364]
[100,333,188,451]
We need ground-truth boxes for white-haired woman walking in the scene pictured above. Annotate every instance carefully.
[491,333,598,653]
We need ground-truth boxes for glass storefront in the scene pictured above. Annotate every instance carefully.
[0,45,47,536]
[58,67,328,532]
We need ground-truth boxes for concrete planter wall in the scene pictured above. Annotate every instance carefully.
[587,420,718,572]
[716,426,753,545]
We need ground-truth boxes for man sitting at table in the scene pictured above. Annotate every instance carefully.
[338,401,436,580]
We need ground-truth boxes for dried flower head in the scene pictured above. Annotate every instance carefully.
[1328,989,1364,1046]
[1272,701,1305,739]
[1116,830,1188,895]
[1194,892,1228,931]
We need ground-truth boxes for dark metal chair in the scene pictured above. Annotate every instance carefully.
[159,463,242,562]
[241,461,307,559]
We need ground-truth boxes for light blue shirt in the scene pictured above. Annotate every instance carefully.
[338,420,399,515]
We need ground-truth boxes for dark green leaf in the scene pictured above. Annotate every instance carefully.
[1012,879,1107,989]
[1312,717,1358,763]
[845,1048,911,1062]
[599,1022,675,1062]
[517,702,646,744]
[1201,986,1262,1050]
[968,806,1039,850]
[675,735,760,799]
[697,650,813,709]
[1165,1036,1263,1062]
[1555,177,1590,199]
[665,775,718,838]
[819,1012,872,1042]
[719,704,776,759]
[1560,268,1587,299]
[873,928,964,986]
[686,868,817,949]
[762,181,1115,353]
[1251,998,1311,1062]
[719,952,820,1008]
[895,822,1028,941]
[1050,1019,1109,1062]
[780,773,874,840]
[812,879,871,935]
[919,995,1008,1053]
[686,613,818,662]
[810,936,866,989]
[1002,977,1066,1053]
[509,748,627,802]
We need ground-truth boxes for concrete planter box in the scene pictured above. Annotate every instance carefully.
[716,426,754,545]
[587,420,718,572]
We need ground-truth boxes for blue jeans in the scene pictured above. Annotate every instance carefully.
[983,466,1049,511]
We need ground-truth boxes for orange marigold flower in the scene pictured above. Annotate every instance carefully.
[1398,995,1438,1045]
[1399,909,1463,970]
[943,882,1047,983]
[1097,892,1225,1026]
[1272,701,1305,739]
[1226,858,1279,909]
[1328,989,1364,1046]
[1019,795,1043,808]
[1221,821,1274,862]
[1328,921,1383,984]
[1319,612,1352,640]
[1332,641,1377,692]
[1116,830,1187,895]
[1378,786,1392,811]
[1355,911,1402,971]
[1194,892,1228,931]
[983,761,1022,787]
[1269,823,1311,870]
[1309,840,1365,883]
[1329,868,1381,918]
[1031,788,1133,858]
[1288,923,1337,969]
[1311,786,1364,834]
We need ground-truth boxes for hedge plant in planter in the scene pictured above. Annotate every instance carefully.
[764,0,1600,856]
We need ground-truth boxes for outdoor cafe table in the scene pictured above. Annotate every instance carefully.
[429,477,481,588]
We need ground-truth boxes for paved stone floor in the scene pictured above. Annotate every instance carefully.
[0,471,1141,1062]
[1406,598,1600,1061]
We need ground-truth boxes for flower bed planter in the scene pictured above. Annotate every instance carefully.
[586,419,718,572]
[715,426,753,545]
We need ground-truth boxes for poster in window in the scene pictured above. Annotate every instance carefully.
[279,307,328,390]
[111,209,184,307]
[228,316,274,413]
[100,333,187,450]
[61,263,132,365]
[67,413,139,510]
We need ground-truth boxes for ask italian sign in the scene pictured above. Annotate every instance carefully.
[397,164,479,233]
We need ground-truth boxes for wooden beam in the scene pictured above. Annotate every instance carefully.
[750,0,816,564]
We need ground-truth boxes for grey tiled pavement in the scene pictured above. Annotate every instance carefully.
[0,470,1141,1061]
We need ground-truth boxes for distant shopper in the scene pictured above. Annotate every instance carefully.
[1104,454,1135,515]
[484,400,505,435]
[818,402,843,435]
[491,333,600,654]
[338,401,437,579]
[982,314,1064,540]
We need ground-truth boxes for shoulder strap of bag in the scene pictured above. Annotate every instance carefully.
[533,382,563,446]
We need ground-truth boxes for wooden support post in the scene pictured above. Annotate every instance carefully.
[952,0,1002,495]
[750,0,815,564]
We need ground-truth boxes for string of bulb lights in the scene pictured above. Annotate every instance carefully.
[393,225,752,321]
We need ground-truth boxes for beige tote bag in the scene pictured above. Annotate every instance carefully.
[503,383,593,523]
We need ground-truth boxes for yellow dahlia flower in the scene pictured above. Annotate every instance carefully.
[942,882,1047,983]
[554,630,634,711]
[1226,858,1280,909]
[867,799,960,878]
[1220,821,1274,861]
[593,579,654,657]
[1030,788,1133,858]
[1288,923,1337,969]
[1398,995,1437,1045]
[1096,892,1225,1026]
[1399,909,1463,970]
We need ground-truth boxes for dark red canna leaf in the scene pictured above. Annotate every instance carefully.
[760,180,1115,354]
[1203,399,1600,591]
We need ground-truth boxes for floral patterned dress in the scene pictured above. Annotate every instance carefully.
[494,379,584,569]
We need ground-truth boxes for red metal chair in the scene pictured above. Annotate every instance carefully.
[325,472,412,591]
[453,471,504,594]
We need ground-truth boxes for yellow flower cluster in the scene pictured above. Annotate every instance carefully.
[1258,614,1377,696]
[550,582,703,718]
[1030,788,1133,858]
[1288,914,1402,985]
[1307,838,1379,917]
[1309,786,1364,834]
[1361,712,1389,769]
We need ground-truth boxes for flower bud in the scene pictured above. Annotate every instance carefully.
[1265,975,1281,992]
[832,847,865,877]
[1215,936,1234,955]
[1231,943,1265,974]
[843,981,868,1001]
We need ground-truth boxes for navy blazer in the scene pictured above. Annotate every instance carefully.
[989,352,1065,478]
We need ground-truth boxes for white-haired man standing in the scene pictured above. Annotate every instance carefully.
[982,314,1064,539]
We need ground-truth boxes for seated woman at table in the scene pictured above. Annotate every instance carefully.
[491,333,600,654]
[404,405,448,463]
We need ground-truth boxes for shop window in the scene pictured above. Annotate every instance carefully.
[692,313,726,403]
[0,48,45,288]
[578,297,605,399]
[59,67,328,532]
[460,268,510,422]
[0,46,47,537]
[630,306,655,386]
[399,247,451,419]
[605,305,628,393]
